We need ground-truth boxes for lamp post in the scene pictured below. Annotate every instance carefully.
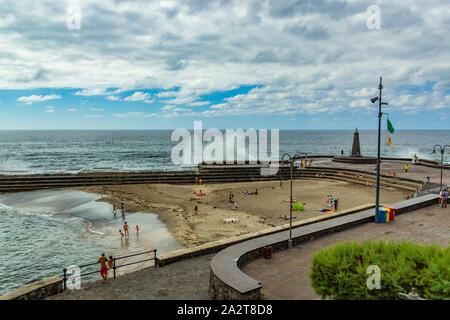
[370,77,389,223]
[432,144,450,192]
[281,153,304,248]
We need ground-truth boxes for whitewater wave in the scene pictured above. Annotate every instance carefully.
[85,221,105,236]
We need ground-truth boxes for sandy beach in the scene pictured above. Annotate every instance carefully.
[76,178,409,248]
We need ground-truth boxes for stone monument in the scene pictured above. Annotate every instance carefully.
[351,129,361,157]
[333,129,377,164]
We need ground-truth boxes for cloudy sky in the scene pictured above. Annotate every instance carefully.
[0,0,449,129]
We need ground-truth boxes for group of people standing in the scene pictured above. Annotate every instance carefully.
[97,253,114,284]
[112,199,125,217]
[326,194,340,211]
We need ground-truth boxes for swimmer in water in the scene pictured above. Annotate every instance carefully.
[123,222,130,237]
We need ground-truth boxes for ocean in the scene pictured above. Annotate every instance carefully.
[0,130,449,175]
[0,130,449,295]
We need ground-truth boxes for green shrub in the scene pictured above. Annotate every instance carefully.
[309,240,449,300]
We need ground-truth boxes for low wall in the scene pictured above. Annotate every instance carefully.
[0,276,63,300]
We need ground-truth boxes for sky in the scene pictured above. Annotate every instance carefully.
[0,0,449,130]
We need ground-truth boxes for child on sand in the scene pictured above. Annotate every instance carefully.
[193,205,199,217]
[119,230,124,239]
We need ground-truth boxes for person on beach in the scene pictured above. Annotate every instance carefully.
[329,195,334,207]
[334,198,339,211]
[98,253,109,283]
[193,205,199,217]
[113,204,117,216]
[119,229,124,239]
[341,149,344,156]
[228,192,234,204]
[195,177,199,185]
[442,189,448,208]
[326,195,330,205]
[404,164,409,173]
[439,190,444,205]
[199,178,202,185]
[255,188,258,195]
[136,225,140,234]
[123,222,130,237]
[280,180,283,188]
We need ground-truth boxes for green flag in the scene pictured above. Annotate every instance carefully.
[387,118,395,134]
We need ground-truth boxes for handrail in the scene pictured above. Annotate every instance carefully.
[62,249,157,290]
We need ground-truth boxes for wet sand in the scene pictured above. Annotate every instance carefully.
[76,178,409,248]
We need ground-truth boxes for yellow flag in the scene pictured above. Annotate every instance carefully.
[386,134,393,147]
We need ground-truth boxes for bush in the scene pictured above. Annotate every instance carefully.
[309,240,449,300]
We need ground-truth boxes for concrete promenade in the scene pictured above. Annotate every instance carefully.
[47,253,214,300]
[243,205,449,300]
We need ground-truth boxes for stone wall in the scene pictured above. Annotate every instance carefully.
[0,276,63,300]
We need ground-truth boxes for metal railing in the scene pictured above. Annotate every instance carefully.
[62,249,157,290]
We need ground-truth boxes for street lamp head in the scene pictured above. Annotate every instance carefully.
[371,97,379,103]
[431,149,436,154]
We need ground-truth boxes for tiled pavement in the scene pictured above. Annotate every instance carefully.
[242,205,450,300]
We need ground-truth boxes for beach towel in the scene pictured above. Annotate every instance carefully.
[316,209,333,213]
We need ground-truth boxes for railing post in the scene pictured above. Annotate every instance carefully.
[63,268,67,290]
[113,258,116,279]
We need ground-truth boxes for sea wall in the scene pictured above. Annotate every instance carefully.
[0,276,63,300]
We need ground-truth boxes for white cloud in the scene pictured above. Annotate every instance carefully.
[124,91,151,101]
[84,114,103,118]
[89,107,104,112]
[44,106,55,112]
[74,88,108,96]
[17,94,61,104]
[2,0,449,119]
[113,112,157,118]
[67,108,76,112]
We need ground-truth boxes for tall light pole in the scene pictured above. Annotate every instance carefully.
[432,144,450,192]
[370,77,389,223]
[281,153,304,248]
